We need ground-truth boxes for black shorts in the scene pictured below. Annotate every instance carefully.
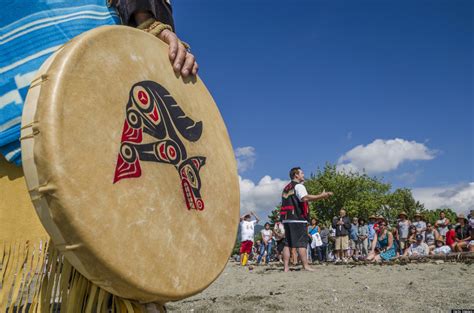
[283,223,308,248]
[276,239,285,253]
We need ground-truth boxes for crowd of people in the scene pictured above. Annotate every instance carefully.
[238,167,473,270]
[238,209,474,265]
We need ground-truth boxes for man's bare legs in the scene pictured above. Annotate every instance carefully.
[291,248,298,265]
[298,247,314,271]
[283,246,291,272]
[283,246,314,272]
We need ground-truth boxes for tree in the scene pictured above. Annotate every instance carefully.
[382,188,424,223]
[420,208,457,225]
[268,205,281,224]
[304,164,391,223]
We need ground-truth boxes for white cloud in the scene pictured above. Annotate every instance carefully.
[413,183,474,213]
[234,146,256,173]
[337,138,436,174]
[239,175,287,219]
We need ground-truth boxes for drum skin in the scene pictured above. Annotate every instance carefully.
[21,26,239,303]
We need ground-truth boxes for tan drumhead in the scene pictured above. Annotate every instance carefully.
[21,25,239,303]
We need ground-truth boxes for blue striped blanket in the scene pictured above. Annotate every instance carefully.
[0,1,120,165]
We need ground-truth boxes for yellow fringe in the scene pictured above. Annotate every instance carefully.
[0,238,164,312]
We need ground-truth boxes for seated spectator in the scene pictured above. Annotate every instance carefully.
[404,234,429,257]
[424,223,439,251]
[406,225,417,247]
[445,224,456,250]
[469,209,474,228]
[469,227,474,252]
[366,220,397,262]
[431,238,451,255]
[391,225,399,256]
[454,213,472,252]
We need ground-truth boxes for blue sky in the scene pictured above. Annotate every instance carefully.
[172,0,472,216]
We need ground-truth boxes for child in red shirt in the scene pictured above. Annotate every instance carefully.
[445,225,456,248]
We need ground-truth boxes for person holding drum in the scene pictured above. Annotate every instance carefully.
[0,0,197,165]
[115,0,199,77]
[281,167,333,272]
[2,1,239,311]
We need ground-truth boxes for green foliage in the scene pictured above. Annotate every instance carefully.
[419,207,457,225]
[264,163,457,227]
[268,205,281,224]
[304,164,392,223]
[281,163,440,225]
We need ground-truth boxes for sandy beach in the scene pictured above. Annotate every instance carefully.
[168,261,473,312]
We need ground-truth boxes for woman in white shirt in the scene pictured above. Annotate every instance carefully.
[257,223,273,265]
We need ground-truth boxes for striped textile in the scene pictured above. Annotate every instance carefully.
[0,1,121,165]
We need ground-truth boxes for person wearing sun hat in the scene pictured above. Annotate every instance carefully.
[431,237,451,255]
[454,213,472,252]
[397,211,411,254]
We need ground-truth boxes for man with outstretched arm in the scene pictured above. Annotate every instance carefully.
[239,211,260,266]
[281,167,333,272]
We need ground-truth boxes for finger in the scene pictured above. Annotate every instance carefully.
[168,34,179,62]
[181,53,195,77]
[173,44,187,72]
[191,61,199,75]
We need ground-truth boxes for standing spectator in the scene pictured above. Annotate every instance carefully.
[403,234,429,257]
[273,220,285,264]
[367,220,397,262]
[445,224,456,250]
[357,218,369,257]
[307,218,320,262]
[332,209,351,262]
[239,212,260,266]
[349,217,359,257]
[397,211,411,254]
[257,223,273,265]
[280,167,333,272]
[424,223,439,252]
[328,226,336,261]
[412,213,426,237]
[431,238,451,255]
[435,210,450,239]
[453,213,472,252]
[319,224,330,262]
[367,215,377,249]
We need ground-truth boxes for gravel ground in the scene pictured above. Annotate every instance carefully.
[167,261,473,312]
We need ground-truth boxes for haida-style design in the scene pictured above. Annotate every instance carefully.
[113,81,206,211]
